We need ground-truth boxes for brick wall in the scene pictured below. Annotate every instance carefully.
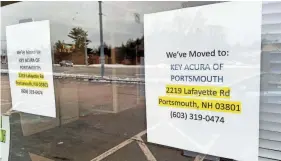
[54,50,86,65]
[54,48,144,65]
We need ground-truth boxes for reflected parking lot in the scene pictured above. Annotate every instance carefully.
[1,74,194,161]
[1,64,140,79]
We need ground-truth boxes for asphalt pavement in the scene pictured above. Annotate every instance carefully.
[8,107,194,161]
[1,75,194,161]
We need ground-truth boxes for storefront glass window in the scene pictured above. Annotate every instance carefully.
[1,1,280,161]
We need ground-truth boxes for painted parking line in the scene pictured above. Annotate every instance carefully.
[90,130,150,161]
[135,135,157,161]
[90,137,135,161]
[29,153,54,161]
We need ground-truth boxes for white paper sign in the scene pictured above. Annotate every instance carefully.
[144,2,261,161]
[6,20,56,118]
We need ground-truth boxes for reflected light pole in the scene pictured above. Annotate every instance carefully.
[99,1,105,77]
[84,38,88,66]
[134,13,142,65]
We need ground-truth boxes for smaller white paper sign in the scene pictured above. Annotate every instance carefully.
[6,20,56,118]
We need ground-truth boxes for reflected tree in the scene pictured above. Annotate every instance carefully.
[93,43,112,57]
[55,40,65,52]
[113,36,144,64]
[68,27,91,50]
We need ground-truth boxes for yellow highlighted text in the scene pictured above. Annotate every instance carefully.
[18,72,44,79]
[158,96,241,114]
[166,84,231,98]
[15,79,48,88]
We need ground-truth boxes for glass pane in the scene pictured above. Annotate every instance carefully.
[1,1,281,161]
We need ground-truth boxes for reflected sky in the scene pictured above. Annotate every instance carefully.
[1,1,191,48]
[1,1,277,49]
